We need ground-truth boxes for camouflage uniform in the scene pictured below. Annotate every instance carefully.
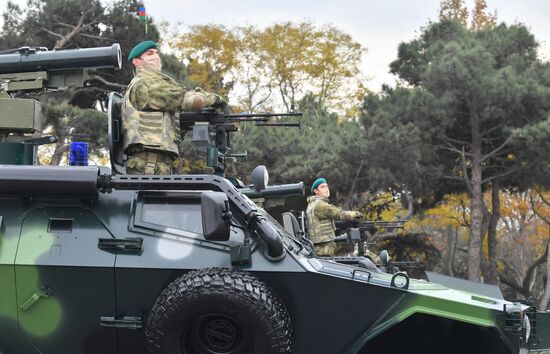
[306,196,381,261]
[305,196,359,256]
[122,66,225,175]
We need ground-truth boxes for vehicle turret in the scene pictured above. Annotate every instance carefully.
[0,44,121,165]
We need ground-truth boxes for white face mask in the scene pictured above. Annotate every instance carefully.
[143,56,162,71]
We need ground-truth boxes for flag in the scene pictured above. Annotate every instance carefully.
[138,5,148,34]
[139,6,146,21]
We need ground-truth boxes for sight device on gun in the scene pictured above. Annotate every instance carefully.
[180,108,302,174]
[0,44,122,165]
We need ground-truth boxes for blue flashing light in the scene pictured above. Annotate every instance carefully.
[69,141,89,166]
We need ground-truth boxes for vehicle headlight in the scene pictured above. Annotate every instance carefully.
[523,314,531,343]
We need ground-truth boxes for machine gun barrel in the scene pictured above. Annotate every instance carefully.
[0,44,121,74]
[239,182,304,199]
[335,220,405,231]
[255,122,300,127]
[223,112,303,118]
[180,111,302,124]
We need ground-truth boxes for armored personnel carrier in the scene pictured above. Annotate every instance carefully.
[0,43,548,354]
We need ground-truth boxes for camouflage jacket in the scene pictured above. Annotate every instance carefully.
[306,196,358,244]
[122,67,225,156]
[129,67,225,112]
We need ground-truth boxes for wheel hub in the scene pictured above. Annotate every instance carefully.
[186,314,248,354]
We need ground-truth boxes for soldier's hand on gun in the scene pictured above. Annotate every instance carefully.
[342,210,363,220]
[211,94,228,109]
[182,88,228,111]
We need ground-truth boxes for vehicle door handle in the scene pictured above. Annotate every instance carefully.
[20,286,52,311]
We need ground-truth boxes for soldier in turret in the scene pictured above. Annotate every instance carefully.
[122,41,226,175]
[306,178,363,256]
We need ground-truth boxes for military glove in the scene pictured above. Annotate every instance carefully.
[341,210,363,221]
[182,91,206,112]
[195,87,228,108]
[207,93,228,108]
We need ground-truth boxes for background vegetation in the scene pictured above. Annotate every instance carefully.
[1,0,548,307]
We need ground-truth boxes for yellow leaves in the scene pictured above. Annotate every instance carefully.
[470,0,497,31]
[439,0,497,31]
[423,193,470,229]
[360,191,409,235]
[495,188,549,259]
[167,21,366,114]
[439,0,469,26]
[176,24,240,71]
[362,191,402,219]
[170,24,240,95]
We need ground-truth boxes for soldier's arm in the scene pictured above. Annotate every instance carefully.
[315,202,361,221]
[130,78,187,112]
[314,202,344,220]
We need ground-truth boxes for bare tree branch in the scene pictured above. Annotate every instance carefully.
[522,246,549,292]
[535,187,550,208]
[481,135,514,163]
[480,122,506,138]
[500,274,528,297]
[439,145,465,155]
[397,190,414,221]
[75,32,105,41]
[41,27,65,39]
[48,9,96,49]
[441,135,471,146]
[530,191,550,225]
[498,245,549,299]
[481,165,527,184]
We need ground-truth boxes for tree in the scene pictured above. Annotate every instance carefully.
[407,193,472,278]
[497,189,549,306]
[439,0,496,30]
[168,22,366,114]
[363,20,550,282]
[39,97,109,165]
[171,24,239,96]
[470,0,497,30]
[439,0,469,27]
[0,0,188,165]
[532,189,550,309]
[0,0,104,51]
[231,93,366,207]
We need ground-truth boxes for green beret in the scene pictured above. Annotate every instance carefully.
[128,40,157,61]
[311,177,327,194]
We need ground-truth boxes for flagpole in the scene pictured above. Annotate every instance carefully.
[139,5,147,35]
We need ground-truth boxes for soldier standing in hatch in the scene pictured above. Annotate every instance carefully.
[306,178,383,262]
[306,178,363,256]
[122,40,226,175]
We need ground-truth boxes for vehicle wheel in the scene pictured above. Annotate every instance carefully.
[145,268,292,354]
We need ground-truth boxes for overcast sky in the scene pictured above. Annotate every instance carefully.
[1,0,549,91]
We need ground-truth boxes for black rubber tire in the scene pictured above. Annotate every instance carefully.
[145,268,292,354]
